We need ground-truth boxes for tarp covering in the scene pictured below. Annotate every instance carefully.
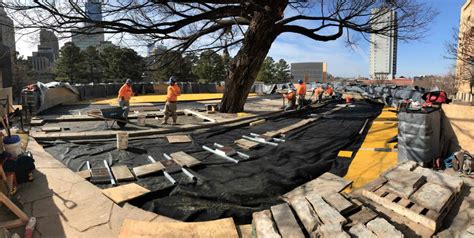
[41,101,383,224]
[36,82,81,113]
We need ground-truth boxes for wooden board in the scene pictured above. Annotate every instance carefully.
[102,183,150,204]
[277,118,317,135]
[76,170,91,180]
[170,151,201,167]
[306,193,346,225]
[410,183,453,213]
[252,210,281,238]
[0,193,29,229]
[30,119,44,126]
[346,207,378,226]
[249,119,266,126]
[133,162,165,177]
[315,224,350,238]
[413,167,463,193]
[184,109,217,123]
[111,165,135,182]
[283,172,352,202]
[41,127,61,132]
[348,223,377,238]
[234,138,260,150]
[366,218,403,238]
[323,193,354,215]
[271,203,304,238]
[289,198,320,233]
[167,135,192,144]
[236,224,254,238]
[118,218,239,238]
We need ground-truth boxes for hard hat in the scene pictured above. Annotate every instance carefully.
[125,78,133,84]
[297,79,303,84]
[168,76,177,84]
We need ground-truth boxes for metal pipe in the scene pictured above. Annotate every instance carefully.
[273,138,285,143]
[202,145,239,163]
[242,135,278,146]
[237,151,250,159]
[102,160,116,186]
[162,153,172,160]
[86,161,91,170]
[249,133,260,137]
[163,171,176,184]
[147,155,157,163]
[213,143,224,148]
[359,119,369,135]
[181,168,196,181]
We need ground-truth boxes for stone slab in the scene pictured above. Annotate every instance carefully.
[111,165,135,182]
[102,183,150,204]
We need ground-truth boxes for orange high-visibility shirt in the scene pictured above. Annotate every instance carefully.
[296,83,306,96]
[167,84,181,102]
[314,87,324,95]
[326,87,334,95]
[284,91,295,101]
[118,84,133,101]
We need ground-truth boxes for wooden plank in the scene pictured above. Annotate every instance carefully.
[410,183,453,213]
[234,138,260,150]
[363,177,388,192]
[289,198,320,233]
[184,109,217,123]
[277,118,316,135]
[383,168,426,198]
[270,203,304,238]
[249,119,266,126]
[413,167,463,193]
[366,218,404,238]
[252,210,281,238]
[346,207,378,226]
[166,135,192,144]
[0,193,29,228]
[262,130,281,138]
[132,162,165,177]
[323,193,354,215]
[30,119,44,126]
[111,165,135,182]
[76,170,91,180]
[102,183,150,204]
[118,218,239,238]
[170,151,201,167]
[306,193,346,225]
[283,172,352,202]
[41,127,61,132]
[236,224,253,238]
[362,188,437,230]
[314,224,350,238]
[348,223,377,238]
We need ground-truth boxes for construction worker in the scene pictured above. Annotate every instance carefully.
[163,76,181,125]
[326,86,334,96]
[295,79,306,110]
[117,79,134,120]
[312,86,324,103]
[283,88,296,111]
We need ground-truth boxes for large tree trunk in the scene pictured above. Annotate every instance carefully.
[220,1,287,113]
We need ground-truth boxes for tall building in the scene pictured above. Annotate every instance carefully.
[369,8,398,80]
[39,28,59,58]
[291,62,327,83]
[0,0,15,88]
[71,0,105,50]
[455,0,473,102]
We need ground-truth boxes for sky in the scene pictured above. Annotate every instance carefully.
[13,0,466,78]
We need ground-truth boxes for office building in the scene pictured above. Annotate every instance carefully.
[71,0,105,50]
[455,0,473,102]
[291,62,327,83]
[369,8,397,80]
[0,1,15,88]
[39,29,59,58]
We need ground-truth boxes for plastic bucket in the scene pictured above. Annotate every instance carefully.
[116,132,129,150]
[3,135,22,157]
[137,115,146,126]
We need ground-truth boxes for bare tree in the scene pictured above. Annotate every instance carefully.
[2,0,436,112]
[446,24,473,96]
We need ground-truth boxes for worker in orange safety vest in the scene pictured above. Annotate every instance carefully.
[283,88,297,111]
[295,79,307,110]
[163,76,181,125]
[312,86,324,103]
[117,78,134,120]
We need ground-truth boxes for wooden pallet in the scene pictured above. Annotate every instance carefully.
[362,183,456,231]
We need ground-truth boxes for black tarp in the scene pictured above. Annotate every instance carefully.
[41,101,383,224]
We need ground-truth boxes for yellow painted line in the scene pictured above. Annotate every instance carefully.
[344,107,399,191]
[91,93,258,105]
[338,151,353,158]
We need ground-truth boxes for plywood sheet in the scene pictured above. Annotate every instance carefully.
[118,218,239,238]
[170,151,201,167]
[234,138,260,150]
[133,162,165,177]
[283,172,352,201]
[167,135,192,144]
[111,165,135,182]
[102,183,150,204]
[271,203,304,238]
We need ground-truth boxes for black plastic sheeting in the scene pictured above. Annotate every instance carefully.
[41,101,383,224]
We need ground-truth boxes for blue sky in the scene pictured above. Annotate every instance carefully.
[268,0,466,78]
[15,0,465,78]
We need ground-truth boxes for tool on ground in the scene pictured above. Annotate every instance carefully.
[359,118,369,134]
[242,133,285,146]
[148,155,176,185]
[163,153,197,181]
[202,143,249,163]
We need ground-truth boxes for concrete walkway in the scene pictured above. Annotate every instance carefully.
[14,138,176,237]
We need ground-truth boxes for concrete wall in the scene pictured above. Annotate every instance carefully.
[441,104,474,154]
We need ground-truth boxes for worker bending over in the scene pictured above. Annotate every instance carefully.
[163,76,181,125]
[312,86,324,104]
[117,79,134,120]
[283,88,296,111]
[326,86,334,97]
[295,79,307,110]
